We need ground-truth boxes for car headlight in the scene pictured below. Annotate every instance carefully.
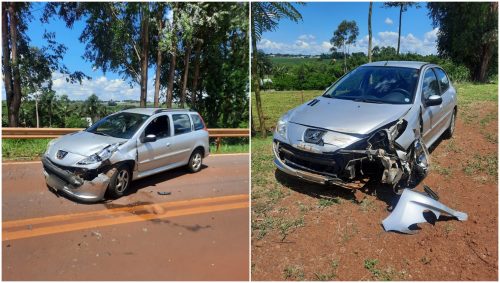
[45,138,58,155]
[77,143,120,165]
[276,119,287,139]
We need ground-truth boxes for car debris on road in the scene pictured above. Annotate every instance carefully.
[382,187,468,234]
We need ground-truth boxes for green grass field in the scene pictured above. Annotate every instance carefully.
[269,56,331,67]
[2,137,248,161]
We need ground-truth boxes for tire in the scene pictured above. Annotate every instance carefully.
[107,164,132,199]
[443,109,456,139]
[187,149,203,173]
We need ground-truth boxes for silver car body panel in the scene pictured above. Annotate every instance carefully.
[43,108,209,202]
[274,61,457,187]
[382,189,468,234]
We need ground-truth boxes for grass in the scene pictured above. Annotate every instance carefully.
[463,153,498,177]
[318,197,341,208]
[2,137,248,161]
[364,258,404,281]
[283,265,305,281]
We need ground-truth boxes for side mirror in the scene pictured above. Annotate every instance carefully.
[426,95,442,107]
[143,134,157,143]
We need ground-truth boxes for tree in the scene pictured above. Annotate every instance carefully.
[330,20,359,72]
[153,3,166,107]
[428,2,498,82]
[368,2,373,62]
[81,94,102,123]
[2,2,87,127]
[383,2,420,55]
[251,2,303,136]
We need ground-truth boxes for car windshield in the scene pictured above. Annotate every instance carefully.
[86,112,149,139]
[323,66,419,104]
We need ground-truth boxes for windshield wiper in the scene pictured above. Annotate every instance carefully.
[93,132,111,137]
[353,98,385,104]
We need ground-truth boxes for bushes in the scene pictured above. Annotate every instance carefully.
[266,53,474,91]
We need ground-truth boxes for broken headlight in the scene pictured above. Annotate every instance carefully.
[276,111,291,140]
[77,143,120,165]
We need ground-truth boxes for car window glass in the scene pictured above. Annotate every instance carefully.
[434,68,450,93]
[191,114,204,131]
[86,112,149,139]
[422,69,440,100]
[144,115,170,139]
[173,114,192,135]
[323,66,419,104]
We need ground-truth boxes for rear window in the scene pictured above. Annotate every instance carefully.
[191,114,205,131]
[172,114,192,135]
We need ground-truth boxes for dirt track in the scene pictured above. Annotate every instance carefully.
[251,103,498,280]
[3,154,249,280]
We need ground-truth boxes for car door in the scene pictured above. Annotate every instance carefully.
[433,67,455,133]
[420,68,443,145]
[168,113,196,164]
[136,114,174,173]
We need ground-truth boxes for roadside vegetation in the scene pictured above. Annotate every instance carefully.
[3,137,248,161]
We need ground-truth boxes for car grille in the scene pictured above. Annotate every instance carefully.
[276,141,342,177]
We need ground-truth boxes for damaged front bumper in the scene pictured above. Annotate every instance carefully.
[273,120,430,189]
[42,156,111,202]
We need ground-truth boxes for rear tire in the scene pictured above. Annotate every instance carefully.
[187,149,203,173]
[443,109,456,139]
[107,164,131,199]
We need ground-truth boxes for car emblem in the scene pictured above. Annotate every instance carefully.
[304,128,326,145]
[56,150,68,159]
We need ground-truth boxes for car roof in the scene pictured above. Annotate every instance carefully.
[120,108,197,116]
[361,61,430,69]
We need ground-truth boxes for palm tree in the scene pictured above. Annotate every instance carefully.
[383,2,420,55]
[368,2,373,62]
[251,2,303,137]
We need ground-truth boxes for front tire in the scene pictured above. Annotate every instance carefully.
[187,150,203,173]
[107,164,131,199]
[443,109,456,139]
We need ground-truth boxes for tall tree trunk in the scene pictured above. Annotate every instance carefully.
[343,40,347,73]
[139,4,149,108]
[397,4,402,56]
[154,6,164,108]
[8,2,21,127]
[477,44,492,82]
[2,3,14,125]
[191,42,202,108]
[368,2,373,62]
[35,96,39,128]
[180,44,191,108]
[251,20,266,137]
[166,6,177,108]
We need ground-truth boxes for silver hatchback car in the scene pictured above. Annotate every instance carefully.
[43,108,210,202]
[274,61,457,191]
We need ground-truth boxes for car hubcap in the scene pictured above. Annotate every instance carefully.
[115,170,129,193]
[192,153,202,170]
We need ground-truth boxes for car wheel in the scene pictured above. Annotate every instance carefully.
[187,150,203,173]
[443,109,456,139]
[107,164,131,199]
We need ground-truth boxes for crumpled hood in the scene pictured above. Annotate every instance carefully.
[50,131,126,157]
[289,96,412,135]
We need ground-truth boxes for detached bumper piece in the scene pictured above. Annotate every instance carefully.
[382,188,468,234]
[42,156,111,202]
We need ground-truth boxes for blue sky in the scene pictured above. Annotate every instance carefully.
[3,3,162,102]
[258,2,438,56]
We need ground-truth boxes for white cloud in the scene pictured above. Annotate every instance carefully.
[49,72,157,102]
[258,35,331,55]
[384,17,393,25]
[258,28,439,56]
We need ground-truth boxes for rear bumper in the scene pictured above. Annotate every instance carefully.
[42,156,110,202]
[272,141,344,186]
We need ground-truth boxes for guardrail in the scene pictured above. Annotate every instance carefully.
[2,127,249,152]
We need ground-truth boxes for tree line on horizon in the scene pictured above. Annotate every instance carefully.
[2,2,249,129]
[251,2,498,136]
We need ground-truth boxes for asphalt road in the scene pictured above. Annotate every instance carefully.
[2,154,249,280]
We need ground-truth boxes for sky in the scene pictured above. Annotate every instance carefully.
[2,3,168,102]
[258,2,438,56]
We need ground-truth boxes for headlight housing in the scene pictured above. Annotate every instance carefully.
[77,143,120,165]
[45,138,58,155]
[276,119,288,139]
